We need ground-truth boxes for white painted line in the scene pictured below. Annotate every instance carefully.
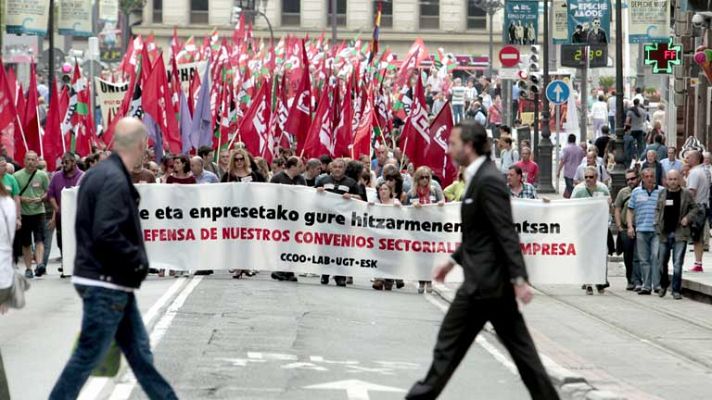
[78,278,189,400]
[104,276,204,400]
[77,378,109,400]
[142,278,189,326]
[424,293,518,376]
[501,54,519,59]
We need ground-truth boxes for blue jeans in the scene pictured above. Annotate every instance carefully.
[452,104,464,124]
[658,233,687,294]
[49,285,177,400]
[631,130,645,158]
[41,212,54,267]
[636,231,660,291]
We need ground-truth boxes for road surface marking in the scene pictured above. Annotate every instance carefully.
[304,379,405,400]
[424,292,519,375]
[78,278,190,400]
[281,362,328,371]
[103,276,204,400]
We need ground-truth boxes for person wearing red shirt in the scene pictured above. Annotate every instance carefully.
[514,146,539,186]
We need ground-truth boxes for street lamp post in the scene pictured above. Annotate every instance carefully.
[611,0,626,198]
[474,0,504,78]
[537,0,555,193]
[234,0,274,44]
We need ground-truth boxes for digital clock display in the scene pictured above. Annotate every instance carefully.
[560,45,608,68]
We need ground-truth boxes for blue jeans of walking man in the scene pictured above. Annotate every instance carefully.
[49,285,177,400]
[658,233,687,295]
[636,231,660,291]
[452,104,464,124]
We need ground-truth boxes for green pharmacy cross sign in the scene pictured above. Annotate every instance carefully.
[644,38,682,74]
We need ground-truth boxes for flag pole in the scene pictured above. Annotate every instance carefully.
[36,105,44,158]
[14,115,28,152]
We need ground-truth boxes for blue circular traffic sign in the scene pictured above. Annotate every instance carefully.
[545,80,570,105]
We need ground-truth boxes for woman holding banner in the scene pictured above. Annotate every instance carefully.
[371,182,405,291]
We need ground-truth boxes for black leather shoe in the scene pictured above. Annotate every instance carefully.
[626,283,635,291]
[320,275,329,285]
[335,278,347,287]
[638,289,652,295]
[271,272,286,281]
[658,287,668,298]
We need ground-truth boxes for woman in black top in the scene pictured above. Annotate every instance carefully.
[221,149,265,183]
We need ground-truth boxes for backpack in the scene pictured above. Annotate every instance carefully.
[620,191,632,228]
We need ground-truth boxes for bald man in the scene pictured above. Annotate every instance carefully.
[656,170,697,299]
[50,118,178,400]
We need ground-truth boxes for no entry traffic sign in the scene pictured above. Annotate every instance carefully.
[499,46,521,68]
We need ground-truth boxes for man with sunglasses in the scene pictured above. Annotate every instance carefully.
[626,168,664,295]
[48,153,84,264]
[572,166,612,295]
[614,169,641,290]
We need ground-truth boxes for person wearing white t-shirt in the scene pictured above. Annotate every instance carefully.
[591,95,609,138]
[607,91,617,129]
[684,150,709,272]
[0,182,16,313]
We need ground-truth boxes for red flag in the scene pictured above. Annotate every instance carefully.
[284,40,312,154]
[43,82,63,171]
[395,39,428,88]
[142,56,181,154]
[187,67,201,117]
[171,26,183,57]
[352,92,374,160]
[23,65,42,155]
[333,81,352,158]
[232,13,246,47]
[15,84,26,126]
[302,85,333,158]
[274,74,290,149]
[0,66,20,161]
[424,101,457,188]
[238,79,273,162]
[398,73,429,167]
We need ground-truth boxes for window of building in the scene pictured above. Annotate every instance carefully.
[374,1,393,28]
[419,0,439,30]
[327,0,347,27]
[190,0,209,24]
[467,2,486,30]
[152,0,163,23]
[282,0,300,26]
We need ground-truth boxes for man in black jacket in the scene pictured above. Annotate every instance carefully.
[50,118,177,400]
[406,121,559,400]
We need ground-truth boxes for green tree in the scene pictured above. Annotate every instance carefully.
[599,76,615,93]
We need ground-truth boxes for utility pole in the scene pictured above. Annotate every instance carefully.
[331,0,337,44]
[48,0,56,94]
[611,0,626,198]
[475,0,504,78]
[537,0,555,193]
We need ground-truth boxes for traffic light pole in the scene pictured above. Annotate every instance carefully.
[537,0,555,193]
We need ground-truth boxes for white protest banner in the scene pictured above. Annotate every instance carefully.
[5,0,50,36]
[167,62,208,91]
[628,0,670,43]
[58,0,93,37]
[95,78,129,126]
[98,0,119,22]
[61,184,608,284]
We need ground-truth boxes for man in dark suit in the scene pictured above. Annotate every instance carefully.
[406,121,559,400]
[50,118,177,400]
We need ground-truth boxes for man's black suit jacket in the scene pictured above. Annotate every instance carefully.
[451,158,528,298]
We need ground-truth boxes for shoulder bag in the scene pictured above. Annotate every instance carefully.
[0,202,29,309]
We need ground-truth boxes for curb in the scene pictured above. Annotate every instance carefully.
[430,285,625,400]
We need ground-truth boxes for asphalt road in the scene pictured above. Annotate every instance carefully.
[4,261,712,400]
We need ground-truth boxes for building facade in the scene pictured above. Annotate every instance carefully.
[135,0,510,58]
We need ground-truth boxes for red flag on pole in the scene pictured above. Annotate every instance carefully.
[352,92,374,160]
[0,66,20,161]
[398,73,429,167]
[423,101,457,188]
[43,82,63,171]
[237,79,273,162]
[302,85,333,158]
[284,40,312,155]
[142,56,181,154]
[22,64,42,155]
[333,81,353,158]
